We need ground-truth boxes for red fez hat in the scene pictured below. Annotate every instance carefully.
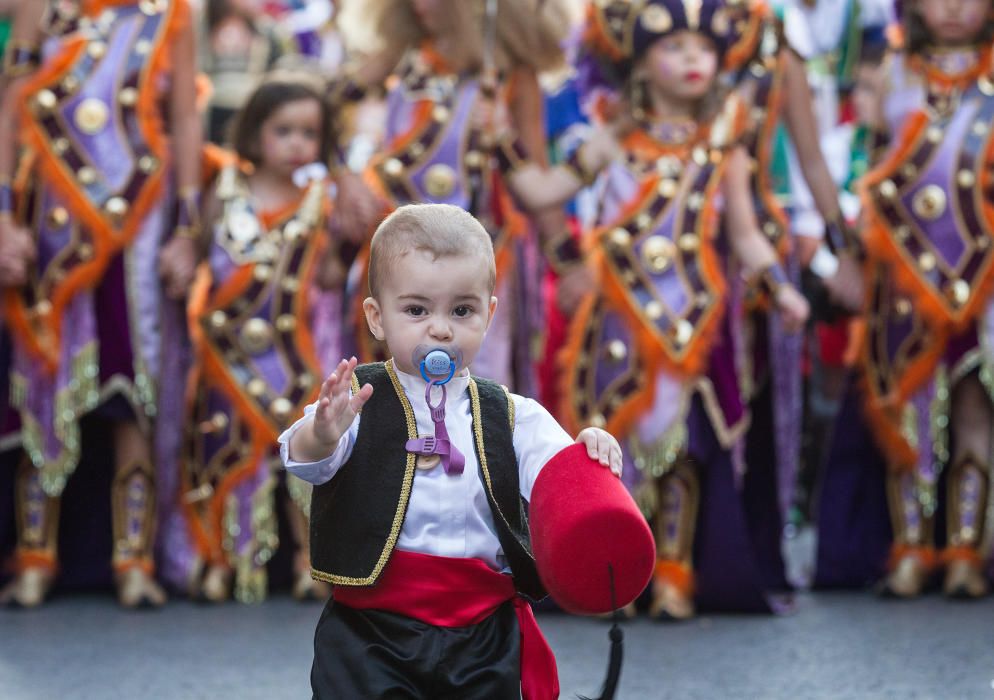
[529,443,655,615]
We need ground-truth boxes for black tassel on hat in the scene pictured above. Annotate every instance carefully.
[579,565,624,700]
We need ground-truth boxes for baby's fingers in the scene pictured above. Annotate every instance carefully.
[609,444,623,478]
[349,383,374,414]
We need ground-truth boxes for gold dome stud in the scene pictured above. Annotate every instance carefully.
[383,158,404,177]
[424,163,456,198]
[645,300,664,320]
[912,185,947,221]
[240,318,274,355]
[641,235,674,274]
[269,397,293,422]
[119,87,139,107]
[678,233,700,252]
[78,167,97,185]
[35,89,57,112]
[640,5,672,33]
[605,339,628,363]
[610,227,631,247]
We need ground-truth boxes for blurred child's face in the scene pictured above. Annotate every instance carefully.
[915,0,990,45]
[641,31,718,109]
[853,62,885,125]
[363,248,497,377]
[257,98,323,180]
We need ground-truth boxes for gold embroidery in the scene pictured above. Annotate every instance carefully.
[469,379,534,561]
[311,360,417,586]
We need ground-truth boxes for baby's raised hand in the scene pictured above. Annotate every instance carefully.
[313,357,374,447]
[576,427,623,478]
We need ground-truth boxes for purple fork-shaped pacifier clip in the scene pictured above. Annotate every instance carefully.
[405,349,465,474]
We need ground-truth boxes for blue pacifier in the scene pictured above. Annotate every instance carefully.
[419,348,458,385]
[407,347,465,474]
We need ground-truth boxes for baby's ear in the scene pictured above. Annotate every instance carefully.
[486,295,498,328]
[362,297,385,340]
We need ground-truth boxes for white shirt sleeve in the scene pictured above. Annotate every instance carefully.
[277,401,359,485]
[511,395,574,501]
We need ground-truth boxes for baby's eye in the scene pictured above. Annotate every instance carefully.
[453,305,474,318]
[405,305,427,317]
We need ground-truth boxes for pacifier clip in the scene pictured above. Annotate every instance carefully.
[405,349,465,475]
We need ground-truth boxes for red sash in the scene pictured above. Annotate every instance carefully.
[333,549,559,700]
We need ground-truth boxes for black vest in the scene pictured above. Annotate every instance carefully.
[309,362,546,601]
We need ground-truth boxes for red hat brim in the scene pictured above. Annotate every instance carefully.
[529,443,655,614]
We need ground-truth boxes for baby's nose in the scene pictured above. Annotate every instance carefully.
[428,318,453,340]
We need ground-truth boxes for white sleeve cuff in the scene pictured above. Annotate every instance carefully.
[511,395,574,501]
[277,402,357,485]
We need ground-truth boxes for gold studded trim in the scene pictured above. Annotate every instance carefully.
[858,264,948,470]
[311,360,419,586]
[859,88,994,330]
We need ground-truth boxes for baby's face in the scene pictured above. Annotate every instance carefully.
[364,249,497,377]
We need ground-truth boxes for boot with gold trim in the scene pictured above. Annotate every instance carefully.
[879,471,935,598]
[1,461,60,608]
[112,459,166,608]
[942,454,989,599]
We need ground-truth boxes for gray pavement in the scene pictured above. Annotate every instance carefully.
[1,592,993,699]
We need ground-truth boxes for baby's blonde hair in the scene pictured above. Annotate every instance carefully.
[368,204,496,298]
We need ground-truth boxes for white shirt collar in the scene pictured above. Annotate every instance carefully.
[392,360,471,408]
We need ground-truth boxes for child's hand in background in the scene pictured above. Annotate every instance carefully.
[576,427,623,478]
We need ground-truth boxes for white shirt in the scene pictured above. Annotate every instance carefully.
[278,365,573,571]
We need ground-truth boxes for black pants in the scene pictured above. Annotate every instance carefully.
[311,598,521,699]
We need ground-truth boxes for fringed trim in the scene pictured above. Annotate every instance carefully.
[231,475,278,604]
[11,1,189,370]
[941,546,983,566]
[887,544,937,572]
[653,559,695,597]
[181,440,270,565]
[860,111,994,333]
[112,557,155,576]
[13,550,58,574]
[13,342,100,496]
